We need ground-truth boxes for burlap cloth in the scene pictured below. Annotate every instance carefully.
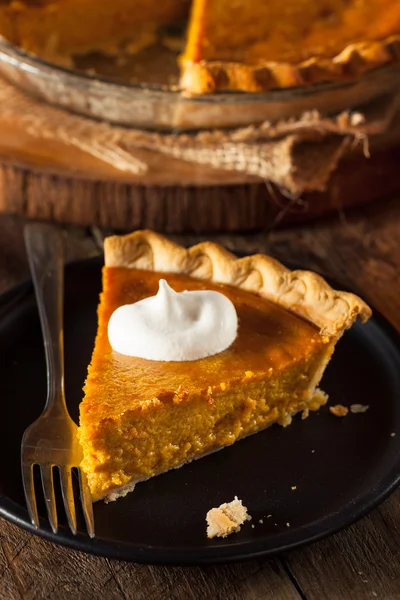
[0,77,399,194]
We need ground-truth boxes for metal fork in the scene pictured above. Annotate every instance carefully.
[21,223,94,538]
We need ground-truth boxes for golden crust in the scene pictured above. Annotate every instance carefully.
[180,35,400,94]
[206,496,251,539]
[104,229,371,339]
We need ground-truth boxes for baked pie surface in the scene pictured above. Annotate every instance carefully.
[0,0,189,63]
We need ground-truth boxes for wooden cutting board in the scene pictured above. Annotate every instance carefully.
[1,93,400,233]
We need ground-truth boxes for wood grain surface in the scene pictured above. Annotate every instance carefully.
[0,199,399,599]
[1,146,400,233]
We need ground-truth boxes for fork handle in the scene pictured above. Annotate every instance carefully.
[24,223,67,414]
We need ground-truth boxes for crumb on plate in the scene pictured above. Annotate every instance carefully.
[301,408,309,420]
[206,496,251,539]
[350,404,369,414]
[329,404,349,417]
[291,486,297,491]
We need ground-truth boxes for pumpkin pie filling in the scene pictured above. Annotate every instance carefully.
[78,231,370,502]
[183,0,400,65]
[0,0,189,64]
[180,0,400,93]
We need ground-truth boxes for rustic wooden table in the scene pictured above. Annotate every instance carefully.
[0,200,399,600]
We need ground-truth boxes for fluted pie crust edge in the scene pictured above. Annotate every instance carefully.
[179,35,400,94]
[104,229,371,339]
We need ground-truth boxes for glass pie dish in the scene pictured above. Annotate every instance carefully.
[0,36,399,132]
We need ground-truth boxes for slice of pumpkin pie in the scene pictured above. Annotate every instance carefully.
[78,230,371,502]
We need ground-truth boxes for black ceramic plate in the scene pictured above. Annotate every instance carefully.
[1,257,399,565]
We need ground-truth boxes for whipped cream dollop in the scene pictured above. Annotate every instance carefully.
[108,279,238,361]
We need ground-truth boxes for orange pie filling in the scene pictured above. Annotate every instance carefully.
[180,0,400,93]
[183,0,400,65]
[0,0,189,63]
[79,267,334,502]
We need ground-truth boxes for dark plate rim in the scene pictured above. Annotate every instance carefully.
[0,255,399,565]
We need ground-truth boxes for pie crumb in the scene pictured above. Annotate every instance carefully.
[291,486,297,491]
[206,496,251,539]
[301,408,309,420]
[286,522,291,527]
[329,404,349,417]
[391,432,396,437]
[350,404,369,414]
[259,519,263,524]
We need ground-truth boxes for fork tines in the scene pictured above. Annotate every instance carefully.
[21,462,95,539]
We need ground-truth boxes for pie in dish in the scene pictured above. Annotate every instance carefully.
[78,230,371,502]
[181,0,400,93]
[0,1,399,94]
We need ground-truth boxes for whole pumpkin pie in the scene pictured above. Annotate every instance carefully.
[78,230,371,502]
[0,1,399,94]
